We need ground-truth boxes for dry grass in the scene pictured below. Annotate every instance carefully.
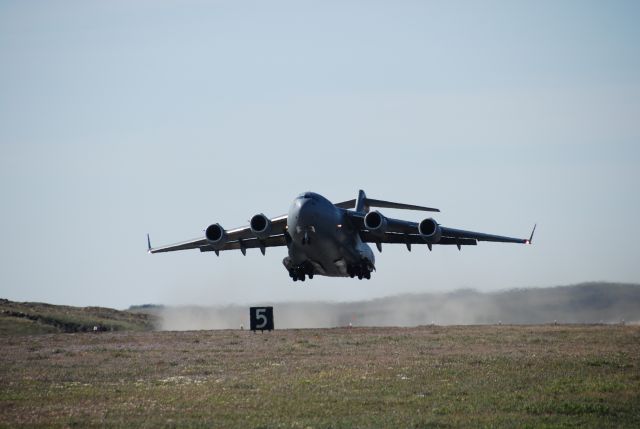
[1,325,639,428]
[0,299,156,335]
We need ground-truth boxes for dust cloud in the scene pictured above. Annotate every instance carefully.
[152,282,640,330]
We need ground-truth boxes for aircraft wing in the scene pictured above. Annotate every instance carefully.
[148,215,289,254]
[439,226,531,244]
[148,236,209,253]
[354,211,535,248]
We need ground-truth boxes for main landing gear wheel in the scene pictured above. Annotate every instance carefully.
[289,261,314,283]
[347,261,374,280]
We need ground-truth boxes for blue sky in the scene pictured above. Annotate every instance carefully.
[1,1,639,308]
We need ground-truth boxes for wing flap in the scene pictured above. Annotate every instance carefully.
[439,237,478,246]
[360,231,477,246]
[440,227,527,244]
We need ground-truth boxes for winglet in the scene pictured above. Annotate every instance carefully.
[147,233,152,253]
[525,224,536,245]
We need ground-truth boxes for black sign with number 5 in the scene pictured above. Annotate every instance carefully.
[250,307,274,331]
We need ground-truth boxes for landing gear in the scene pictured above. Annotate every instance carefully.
[288,261,314,283]
[347,260,374,280]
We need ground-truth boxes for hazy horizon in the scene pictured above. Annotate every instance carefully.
[126,281,636,308]
[149,282,640,330]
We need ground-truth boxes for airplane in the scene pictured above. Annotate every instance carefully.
[147,190,535,282]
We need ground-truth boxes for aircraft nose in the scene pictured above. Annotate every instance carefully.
[296,197,315,218]
[293,195,323,225]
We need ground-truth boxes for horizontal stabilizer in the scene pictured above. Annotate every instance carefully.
[335,190,439,213]
[365,198,440,213]
[334,199,356,209]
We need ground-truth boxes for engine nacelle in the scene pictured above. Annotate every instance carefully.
[418,218,442,243]
[364,211,388,235]
[250,213,272,239]
[205,223,227,247]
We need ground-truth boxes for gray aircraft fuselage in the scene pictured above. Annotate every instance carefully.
[285,192,374,277]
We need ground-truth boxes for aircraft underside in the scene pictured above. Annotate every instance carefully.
[282,242,376,281]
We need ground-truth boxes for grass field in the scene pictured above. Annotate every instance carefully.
[0,299,155,335]
[1,325,639,428]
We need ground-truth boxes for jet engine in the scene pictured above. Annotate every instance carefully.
[250,213,272,239]
[418,218,442,243]
[364,211,388,235]
[205,223,228,246]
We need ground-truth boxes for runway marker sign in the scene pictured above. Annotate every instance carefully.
[250,307,274,332]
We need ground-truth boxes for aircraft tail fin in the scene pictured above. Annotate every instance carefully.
[355,190,368,213]
[338,190,440,213]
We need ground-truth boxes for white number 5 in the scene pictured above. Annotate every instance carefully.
[255,308,268,329]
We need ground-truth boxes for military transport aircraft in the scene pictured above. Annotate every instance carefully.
[148,190,535,282]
